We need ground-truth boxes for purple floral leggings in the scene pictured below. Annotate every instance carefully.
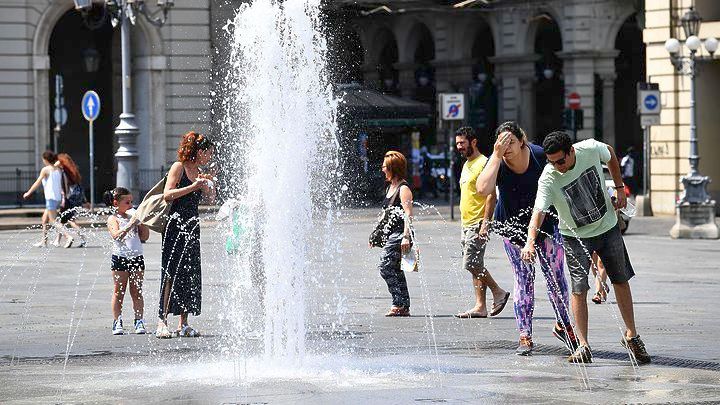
[503,228,571,338]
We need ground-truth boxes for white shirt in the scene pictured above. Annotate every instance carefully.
[112,213,143,258]
[42,168,63,201]
[621,155,634,178]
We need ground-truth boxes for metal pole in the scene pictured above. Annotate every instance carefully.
[114,1,140,197]
[449,121,455,221]
[688,54,699,178]
[89,120,95,211]
[642,125,650,196]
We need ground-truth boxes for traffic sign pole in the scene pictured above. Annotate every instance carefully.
[81,90,101,212]
[89,121,95,211]
[439,93,465,221]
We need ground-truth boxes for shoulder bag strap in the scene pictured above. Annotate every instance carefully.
[388,180,408,206]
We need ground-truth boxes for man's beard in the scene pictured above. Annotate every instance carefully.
[461,145,475,158]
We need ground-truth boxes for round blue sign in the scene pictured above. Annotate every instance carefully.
[644,94,658,111]
[81,91,101,121]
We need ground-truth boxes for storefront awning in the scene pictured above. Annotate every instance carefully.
[336,83,432,128]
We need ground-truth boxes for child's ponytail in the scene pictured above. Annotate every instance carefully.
[103,190,115,207]
[103,187,131,207]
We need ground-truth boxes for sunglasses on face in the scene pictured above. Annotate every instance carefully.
[547,152,568,167]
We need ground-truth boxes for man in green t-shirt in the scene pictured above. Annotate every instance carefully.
[520,131,650,365]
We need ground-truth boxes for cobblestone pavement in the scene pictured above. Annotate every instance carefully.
[0,208,718,404]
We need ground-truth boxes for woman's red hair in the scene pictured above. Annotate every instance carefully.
[384,151,407,180]
[177,131,212,162]
[57,153,82,185]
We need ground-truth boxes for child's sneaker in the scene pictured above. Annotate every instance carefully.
[112,317,124,335]
[134,319,147,335]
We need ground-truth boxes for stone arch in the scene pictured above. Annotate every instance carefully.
[32,1,166,176]
[404,21,434,64]
[604,6,639,52]
[456,15,497,61]
[613,13,645,187]
[366,25,397,66]
[524,7,564,55]
[531,12,564,144]
[31,1,75,169]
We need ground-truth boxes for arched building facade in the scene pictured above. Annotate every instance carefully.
[344,0,643,156]
[0,0,212,202]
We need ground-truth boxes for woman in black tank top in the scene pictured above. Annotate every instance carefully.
[374,151,414,317]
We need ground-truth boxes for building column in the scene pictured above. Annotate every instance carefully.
[393,62,417,98]
[433,58,475,93]
[518,76,536,138]
[362,64,381,90]
[559,52,597,140]
[600,73,616,148]
[491,54,538,136]
[32,55,51,171]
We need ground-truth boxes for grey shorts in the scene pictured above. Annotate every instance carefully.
[461,222,487,275]
[563,223,635,294]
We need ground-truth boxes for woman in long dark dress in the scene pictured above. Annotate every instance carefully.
[155,131,215,338]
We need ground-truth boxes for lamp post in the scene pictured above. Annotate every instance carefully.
[665,7,720,239]
[74,0,173,196]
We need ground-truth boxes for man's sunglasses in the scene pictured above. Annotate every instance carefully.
[547,152,568,166]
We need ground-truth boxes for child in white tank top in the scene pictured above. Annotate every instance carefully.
[104,187,149,335]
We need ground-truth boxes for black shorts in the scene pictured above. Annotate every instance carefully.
[563,223,635,293]
[111,255,145,272]
[59,207,78,224]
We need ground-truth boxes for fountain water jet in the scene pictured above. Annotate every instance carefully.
[219,0,340,361]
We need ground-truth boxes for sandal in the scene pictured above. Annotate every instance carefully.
[591,283,610,304]
[155,323,172,339]
[175,325,201,337]
[490,292,510,317]
[385,306,410,317]
[455,310,488,318]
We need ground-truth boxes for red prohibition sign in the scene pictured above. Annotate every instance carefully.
[568,92,581,110]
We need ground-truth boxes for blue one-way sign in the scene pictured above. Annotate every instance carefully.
[81,90,100,122]
[644,94,658,110]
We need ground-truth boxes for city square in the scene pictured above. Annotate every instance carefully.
[0,212,719,403]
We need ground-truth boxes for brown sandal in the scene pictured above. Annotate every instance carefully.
[385,306,410,317]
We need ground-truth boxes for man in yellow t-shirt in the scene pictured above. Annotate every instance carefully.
[454,127,509,319]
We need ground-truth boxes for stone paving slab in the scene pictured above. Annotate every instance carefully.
[0,208,718,403]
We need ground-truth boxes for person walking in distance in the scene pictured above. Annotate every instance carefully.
[475,122,577,355]
[620,147,636,197]
[55,153,87,247]
[22,150,73,247]
[521,131,651,364]
[454,127,509,319]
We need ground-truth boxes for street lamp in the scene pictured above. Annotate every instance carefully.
[664,6,717,204]
[82,48,101,73]
[75,0,173,197]
[666,7,720,239]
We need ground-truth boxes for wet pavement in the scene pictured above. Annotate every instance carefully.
[0,208,718,404]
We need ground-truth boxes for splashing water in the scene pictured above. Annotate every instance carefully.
[219,0,339,361]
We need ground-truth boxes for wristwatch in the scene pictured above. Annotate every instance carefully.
[614,184,625,190]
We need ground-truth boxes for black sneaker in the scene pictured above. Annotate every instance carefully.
[553,323,580,353]
[621,335,651,364]
[567,345,593,363]
[515,336,533,356]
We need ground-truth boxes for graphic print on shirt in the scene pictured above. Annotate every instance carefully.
[561,167,607,227]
